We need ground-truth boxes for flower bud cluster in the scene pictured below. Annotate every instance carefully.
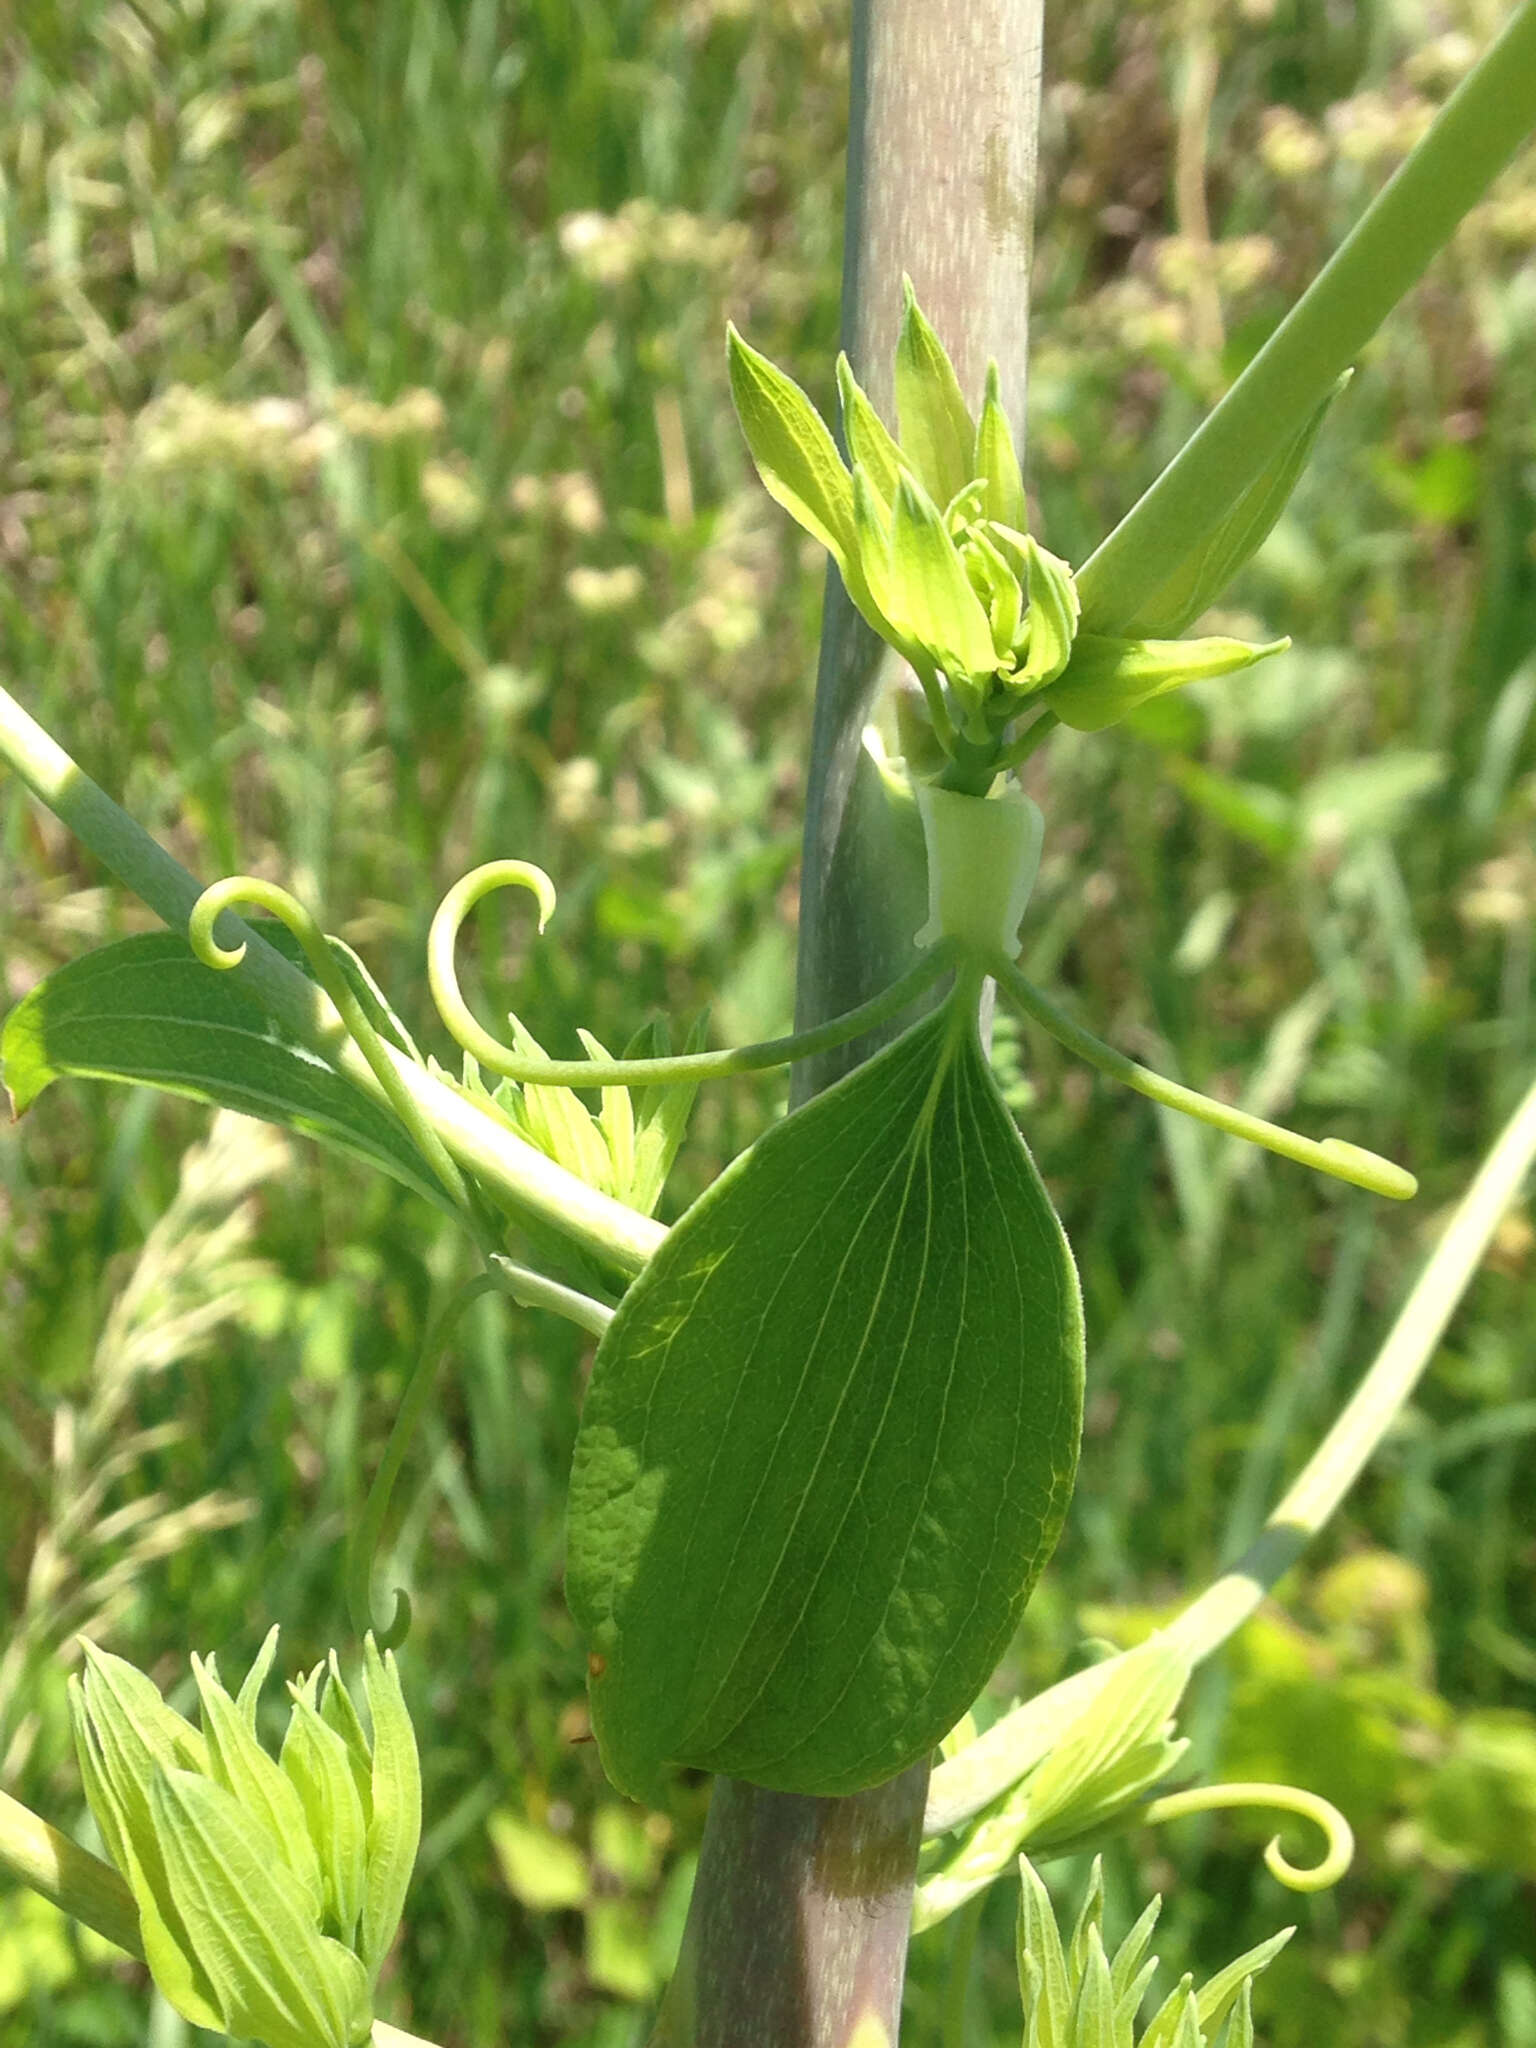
[69,1630,419,2048]
[728,282,1285,789]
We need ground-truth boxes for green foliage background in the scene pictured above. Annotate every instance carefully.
[1,1,1533,2042]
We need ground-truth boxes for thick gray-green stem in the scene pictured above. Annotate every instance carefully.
[658,5,1044,2043]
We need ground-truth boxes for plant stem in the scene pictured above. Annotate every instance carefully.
[0,1786,141,1958]
[0,681,662,1276]
[654,1772,930,2048]
[661,4,1045,2043]
[793,0,1044,1097]
[1077,0,1536,634]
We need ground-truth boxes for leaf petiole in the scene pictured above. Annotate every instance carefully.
[349,1256,614,1653]
[489,1255,616,1337]
[991,955,1416,1200]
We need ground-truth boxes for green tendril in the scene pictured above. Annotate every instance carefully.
[992,954,1416,1200]
[428,858,959,1088]
[1141,1781,1355,1893]
[190,876,477,1221]
[348,1273,508,1649]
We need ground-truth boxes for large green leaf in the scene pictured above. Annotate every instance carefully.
[2,932,451,1212]
[566,993,1084,1801]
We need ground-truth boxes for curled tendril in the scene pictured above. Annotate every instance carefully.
[428,858,959,1089]
[427,861,560,1084]
[1142,1781,1355,1893]
[189,876,474,1220]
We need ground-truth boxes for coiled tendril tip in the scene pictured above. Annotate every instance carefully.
[427,858,957,1091]
[188,874,476,1219]
[1143,1780,1355,1893]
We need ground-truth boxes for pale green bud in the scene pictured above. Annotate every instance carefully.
[1013,535,1082,690]
[1014,1635,1191,1857]
[888,470,1001,695]
[913,1636,1190,1932]
[475,1009,702,1216]
[837,351,905,508]
[358,1634,421,1983]
[974,360,1028,531]
[730,294,1315,782]
[149,1767,370,2048]
[280,1692,370,1949]
[192,1652,325,1917]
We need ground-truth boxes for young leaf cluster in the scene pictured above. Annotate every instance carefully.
[451,1013,703,1219]
[915,1636,1191,1930]
[69,1632,420,2048]
[728,283,1286,790]
[1017,1855,1291,2048]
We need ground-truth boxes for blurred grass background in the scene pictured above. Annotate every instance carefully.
[1,1,1534,2043]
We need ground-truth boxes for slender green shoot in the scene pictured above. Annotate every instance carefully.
[347,1273,512,1651]
[428,860,958,1087]
[992,956,1415,1199]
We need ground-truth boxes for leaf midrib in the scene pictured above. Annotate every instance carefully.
[675,999,973,1761]
[656,1012,950,1747]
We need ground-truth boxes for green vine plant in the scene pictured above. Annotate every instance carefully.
[1,9,1535,2044]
